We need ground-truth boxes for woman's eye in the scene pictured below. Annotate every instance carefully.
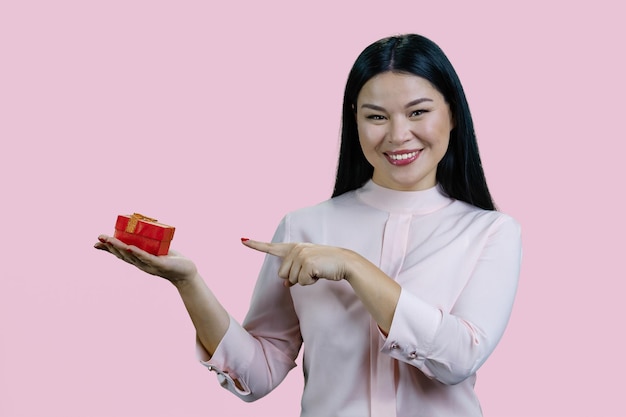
[366,114,386,120]
[410,110,426,117]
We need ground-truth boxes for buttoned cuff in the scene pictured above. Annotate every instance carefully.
[382,289,442,370]
[196,315,254,396]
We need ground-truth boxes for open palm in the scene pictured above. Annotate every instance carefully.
[94,235,197,284]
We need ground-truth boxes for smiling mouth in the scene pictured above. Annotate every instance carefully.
[385,150,421,165]
[388,151,418,161]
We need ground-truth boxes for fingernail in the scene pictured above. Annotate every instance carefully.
[241,238,249,242]
[98,236,107,243]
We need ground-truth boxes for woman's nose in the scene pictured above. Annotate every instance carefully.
[388,118,412,144]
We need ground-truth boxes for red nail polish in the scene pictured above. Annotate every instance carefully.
[241,238,249,242]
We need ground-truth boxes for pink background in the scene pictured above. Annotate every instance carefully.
[1,1,624,416]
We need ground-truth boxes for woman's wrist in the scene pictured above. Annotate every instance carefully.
[171,271,202,291]
[342,249,365,283]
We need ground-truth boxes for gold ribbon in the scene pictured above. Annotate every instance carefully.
[125,213,158,233]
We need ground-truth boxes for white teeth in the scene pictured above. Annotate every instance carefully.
[389,151,417,160]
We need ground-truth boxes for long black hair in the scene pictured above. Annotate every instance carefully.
[332,34,495,210]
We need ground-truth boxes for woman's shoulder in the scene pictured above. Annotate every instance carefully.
[269,192,360,243]
[285,191,358,219]
[450,199,521,235]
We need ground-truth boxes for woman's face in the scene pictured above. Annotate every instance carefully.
[356,71,454,191]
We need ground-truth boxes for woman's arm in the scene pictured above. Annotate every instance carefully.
[95,230,302,401]
[343,251,401,335]
[242,239,401,335]
[243,214,521,385]
[94,235,229,356]
[390,215,522,384]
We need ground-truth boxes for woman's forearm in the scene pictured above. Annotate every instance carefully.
[344,251,401,335]
[174,273,230,356]
[242,239,402,335]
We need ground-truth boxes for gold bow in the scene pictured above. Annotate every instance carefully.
[125,213,158,233]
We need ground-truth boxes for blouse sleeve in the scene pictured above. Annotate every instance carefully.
[382,214,522,385]
[197,216,302,401]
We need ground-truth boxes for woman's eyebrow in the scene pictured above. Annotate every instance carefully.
[360,103,386,111]
[360,98,434,112]
[405,98,433,108]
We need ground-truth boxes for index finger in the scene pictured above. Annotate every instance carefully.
[241,238,292,258]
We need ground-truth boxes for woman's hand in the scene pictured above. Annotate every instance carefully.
[94,235,197,286]
[242,239,354,287]
[243,238,401,333]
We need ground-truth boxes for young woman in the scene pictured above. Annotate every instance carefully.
[95,34,522,417]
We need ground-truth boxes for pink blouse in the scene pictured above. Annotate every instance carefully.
[198,181,522,416]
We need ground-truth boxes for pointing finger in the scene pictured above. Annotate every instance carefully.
[241,238,292,258]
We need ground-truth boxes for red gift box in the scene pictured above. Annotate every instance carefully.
[114,213,175,256]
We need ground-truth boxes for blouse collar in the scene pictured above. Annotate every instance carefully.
[356,180,454,214]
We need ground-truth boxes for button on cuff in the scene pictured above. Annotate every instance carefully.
[205,365,251,395]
